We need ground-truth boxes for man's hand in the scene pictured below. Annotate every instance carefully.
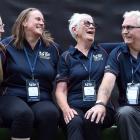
[63,107,78,124]
[85,104,106,123]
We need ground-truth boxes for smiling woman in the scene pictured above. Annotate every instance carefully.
[0,8,60,140]
[55,13,115,140]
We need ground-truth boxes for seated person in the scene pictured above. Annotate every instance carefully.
[55,13,115,140]
[86,10,140,140]
[0,8,60,140]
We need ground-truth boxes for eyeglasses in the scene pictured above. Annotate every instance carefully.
[83,20,96,28]
[122,25,140,31]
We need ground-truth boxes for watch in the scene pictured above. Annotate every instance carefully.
[95,101,106,107]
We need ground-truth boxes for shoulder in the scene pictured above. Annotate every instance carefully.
[60,50,71,61]
[0,36,14,55]
[0,36,14,48]
[96,44,108,56]
[47,42,62,56]
[99,42,123,54]
[109,43,127,57]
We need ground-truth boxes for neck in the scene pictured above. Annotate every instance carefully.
[75,42,91,56]
[25,36,39,49]
[128,42,140,59]
[129,48,139,59]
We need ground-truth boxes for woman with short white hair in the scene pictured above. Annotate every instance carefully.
[55,13,115,140]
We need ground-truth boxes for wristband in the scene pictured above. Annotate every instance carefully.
[95,102,106,107]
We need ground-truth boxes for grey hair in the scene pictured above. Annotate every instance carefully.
[123,10,140,26]
[68,13,93,40]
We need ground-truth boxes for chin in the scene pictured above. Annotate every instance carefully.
[35,32,43,37]
[124,39,132,44]
[87,37,94,42]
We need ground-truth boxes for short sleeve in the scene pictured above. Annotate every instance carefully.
[56,52,70,83]
[105,48,120,76]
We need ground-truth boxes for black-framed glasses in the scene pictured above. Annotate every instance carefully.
[122,25,140,31]
[83,20,96,28]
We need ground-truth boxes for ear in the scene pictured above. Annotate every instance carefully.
[72,26,78,37]
[22,20,27,27]
[72,26,77,32]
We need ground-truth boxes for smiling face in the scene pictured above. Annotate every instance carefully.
[122,16,140,50]
[73,15,96,44]
[23,10,45,38]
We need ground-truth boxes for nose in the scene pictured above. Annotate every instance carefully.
[89,24,96,30]
[122,27,128,34]
[0,27,4,32]
[0,28,4,33]
[0,24,4,32]
[40,19,45,25]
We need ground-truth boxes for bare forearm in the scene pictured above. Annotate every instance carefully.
[55,82,70,112]
[96,73,116,105]
[97,85,113,104]
[56,92,70,111]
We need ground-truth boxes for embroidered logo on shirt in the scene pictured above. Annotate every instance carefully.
[39,51,50,59]
[105,65,111,69]
[93,54,103,61]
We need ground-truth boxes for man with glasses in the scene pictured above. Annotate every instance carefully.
[0,16,4,40]
[85,10,140,140]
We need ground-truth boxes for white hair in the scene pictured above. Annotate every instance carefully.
[68,13,93,40]
[123,10,140,26]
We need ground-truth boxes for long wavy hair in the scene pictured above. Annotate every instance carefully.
[12,8,54,48]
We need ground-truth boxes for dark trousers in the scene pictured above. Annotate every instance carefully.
[61,107,115,140]
[115,106,140,140]
[0,96,60,140]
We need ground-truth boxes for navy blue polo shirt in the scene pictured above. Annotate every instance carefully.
[56,43,108,108]
[0,36,60,101]
[105,43,140,105]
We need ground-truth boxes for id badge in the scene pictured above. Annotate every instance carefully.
[26,79,40,102]
[82,80,96,101]
[126,83,140,105]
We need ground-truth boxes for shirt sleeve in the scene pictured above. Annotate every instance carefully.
[56,52,70,83]
[104,48,120,76]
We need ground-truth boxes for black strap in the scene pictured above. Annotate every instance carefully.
[95,102,106,107]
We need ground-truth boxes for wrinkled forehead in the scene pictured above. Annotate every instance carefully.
[80,15,94,23]
[122,16,138,26]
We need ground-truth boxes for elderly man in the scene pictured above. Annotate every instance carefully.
[85,10,140,140]
[0,16,4,40]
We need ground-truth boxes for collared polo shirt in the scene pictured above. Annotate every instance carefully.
[56,43,108,108]
[105,43,140,105]
[0,36,60,101]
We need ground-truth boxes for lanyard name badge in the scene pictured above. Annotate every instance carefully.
[126,57,140,105]
[83,80,96,101]
[81,52,96,101]
[126,83,140,105]
[24,45,40,102]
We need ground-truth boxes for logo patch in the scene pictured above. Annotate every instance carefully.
[105,65,111,69]
[93,54,103,61]
[39,51,50,59]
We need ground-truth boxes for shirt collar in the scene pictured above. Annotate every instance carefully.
[23,38,41,50]
[121,43,130,54]
[68,42,99,56]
